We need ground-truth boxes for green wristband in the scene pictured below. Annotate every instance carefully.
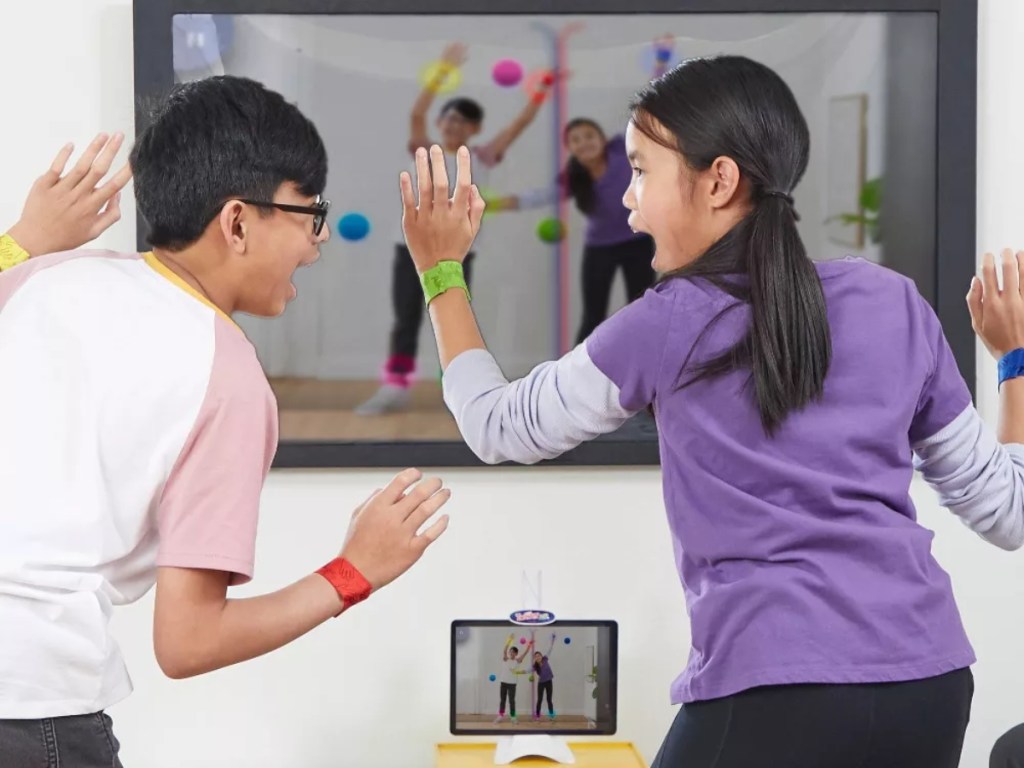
[421,261,471,306]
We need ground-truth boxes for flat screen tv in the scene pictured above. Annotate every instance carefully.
[134,0,977,468]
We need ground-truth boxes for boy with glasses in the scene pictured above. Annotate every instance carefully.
[356,41,552,415]
[0,75,450,766]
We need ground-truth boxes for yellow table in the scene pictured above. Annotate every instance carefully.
[436,742,648,767]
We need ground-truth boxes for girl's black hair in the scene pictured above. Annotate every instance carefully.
[630,56,831,435]
[561,118,606,215]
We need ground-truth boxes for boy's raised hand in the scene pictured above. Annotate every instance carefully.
[440,42,468,67]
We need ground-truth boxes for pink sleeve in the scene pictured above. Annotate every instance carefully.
[156,318,279,585]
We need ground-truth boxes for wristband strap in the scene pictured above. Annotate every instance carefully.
[999,349,1024,389]
[0,234,30,272]
[316,557,372,616]
[421,260,470,305]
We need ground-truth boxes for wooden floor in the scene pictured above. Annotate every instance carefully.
[454,714,595,731]
[270,378,463,441]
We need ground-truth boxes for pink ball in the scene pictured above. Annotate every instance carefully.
[519,636,527,644]
[492,59,524,87]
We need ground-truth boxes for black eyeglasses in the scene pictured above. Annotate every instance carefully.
[235,195,331,236]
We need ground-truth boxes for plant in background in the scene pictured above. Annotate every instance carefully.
[829,176,882,245]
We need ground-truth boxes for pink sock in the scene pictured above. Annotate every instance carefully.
[383,370,411,388]
[383,355,415,388]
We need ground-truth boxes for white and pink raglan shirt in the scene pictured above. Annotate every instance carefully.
[0,250,278,718]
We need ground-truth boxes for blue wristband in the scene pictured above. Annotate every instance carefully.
[998,348,1024,388]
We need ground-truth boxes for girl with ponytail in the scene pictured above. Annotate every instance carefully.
[493,117,655,344]
[404,55,1012,767]
[489,36,673,343]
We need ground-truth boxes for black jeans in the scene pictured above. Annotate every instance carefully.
[652,668,973,768]
[536,679,554,716]
[576,236,655,345]
[0,712,123,768]
[388,245,475,372]
[498,682,517,717]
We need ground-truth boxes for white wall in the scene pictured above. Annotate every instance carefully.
[0,2,1021,767]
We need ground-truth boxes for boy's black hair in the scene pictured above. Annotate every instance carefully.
[439,97,484,125]
[132,76,328,251]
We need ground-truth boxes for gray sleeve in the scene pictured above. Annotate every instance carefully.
[515,186,559,210]
[442,346,635,465]
[912,405,1024,550]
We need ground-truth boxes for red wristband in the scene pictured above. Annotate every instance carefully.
[316,557,372,615]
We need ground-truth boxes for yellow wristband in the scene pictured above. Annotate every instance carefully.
[0,234,29,272]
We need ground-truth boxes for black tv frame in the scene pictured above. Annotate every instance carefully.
[134,0,977,469]
[449,619,619,736]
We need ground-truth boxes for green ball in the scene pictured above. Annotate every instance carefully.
[537,217,565,243]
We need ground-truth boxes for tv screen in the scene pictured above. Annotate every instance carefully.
[134,2,976,467]
[450,620,618,735]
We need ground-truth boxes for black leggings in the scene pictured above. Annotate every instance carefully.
[388,245,475,371]
[498,682,517,717]
[576,236,655,345]
[992,723,1024,767]
[536,680,554,716]
[652,668,973,768]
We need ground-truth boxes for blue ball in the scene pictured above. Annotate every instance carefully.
[489,674,497,682]
[337,212,371,242]
[563,637,571,645]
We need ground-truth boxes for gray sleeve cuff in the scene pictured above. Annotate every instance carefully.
[515,187,559,210]
[442,346,635,465]
[913,405,1024,550]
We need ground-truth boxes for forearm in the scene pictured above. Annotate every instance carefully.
[914,405,1024,551]
[157,573,343,678]
[489,101,543,158]
[999,378,1024,444]
[494,195,521,211]
[428,287,486,370]
[411,86,439,121]
[409,84,443,148]
[441,342,634,466]
[514,186,559,211]
[517,99,543,128]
